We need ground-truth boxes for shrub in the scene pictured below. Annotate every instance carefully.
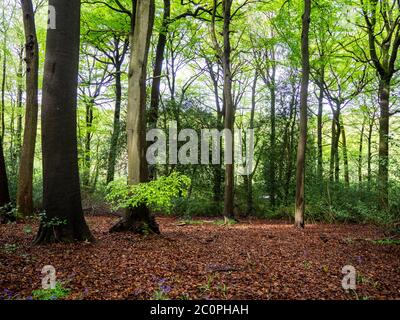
[106,172,191,214]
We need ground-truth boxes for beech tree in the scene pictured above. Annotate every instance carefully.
[294,0,311,228]
[110,0,160,234]
[359,0,400,209]
[17,0,39,216]
[34,0,94,244]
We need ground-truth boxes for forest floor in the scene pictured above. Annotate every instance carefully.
[0,215,399,300]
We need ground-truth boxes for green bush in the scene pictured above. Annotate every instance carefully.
[106,172,191,214]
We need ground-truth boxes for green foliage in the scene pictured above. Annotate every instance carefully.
[106,172,191,214]
[38,212,68,228]
[31,282,71,301]
[23,225,33,235]
[172,197,223,217]
[371,239,400,245]
[3,243,18,253]
[0,203,21,222]
[214,218,237,226]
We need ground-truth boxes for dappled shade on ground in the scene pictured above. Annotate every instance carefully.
[0,216,399,300]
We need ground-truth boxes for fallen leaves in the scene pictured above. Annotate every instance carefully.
[0,216,399,300]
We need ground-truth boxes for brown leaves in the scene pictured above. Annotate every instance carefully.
[0,216,399,300]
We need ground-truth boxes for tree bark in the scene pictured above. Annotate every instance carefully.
[294,0,311,228]
[268,68,276,208]
[34,0,94,244]
[17,0,39,217]
[0,141,11,223]
[358,117,365,186]
[378,78,390,209]
[340,118,349,187]
[148,0,170,129]
[317,72,324,180]
[106,65,122,184]
[82,99,94,187]
[222,0,235,220]
[110,0,159,234]
[367,115,374,188]
[16,45,24,158]
[329,105,340,183]
[106,37,127,184]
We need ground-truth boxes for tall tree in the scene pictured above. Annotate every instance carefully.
[17,0,39,216]
[220,0,235,219]
[294,0,311,228]
[105,35,129,183]
[360,0,400,209]
[110,0,160,234]
[34,0,94,244]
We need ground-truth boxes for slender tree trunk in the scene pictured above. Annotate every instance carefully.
[17,0,39,216]
[34,0,94,244]
[378,78,390,209]
[83,100,94,187]
[1,40,5,139]
[106,63,122,183]
[317,75,324,180]
[148,0,170,129]
[205,59,223,204]
[358,117,365,186]
[340,118,349,187]
[329,106,340,183]
[284,82,297,205]
[335,120,341,183]
[148,0,170,180]
[16,46,23,156]
[222,0,235,220]
[0,141,11,223]
[269,76,276,208]
[367,118,373,188]
[294,0,311,228]
[110,0,159,234]
[246,71,257,216]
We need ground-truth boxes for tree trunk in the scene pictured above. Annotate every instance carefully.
[110,0,159,234]
[246,71,257,216]
[340,118,349,187]
[329,105,340,183]
[317,74,324,180]
[269,74,276,208]
[17,0,39,217]
[284,82,297,205]
[148,0,170,129]
[222,0,235,220]
[205,58,223,204]
[1,39,5,139]
[148,0,170,180]
[106,62,123,184]
[335,121,341,183]
[378,79,390,210]
[294,0,311,228]
[358,117,365,186]
[83,100,94,187]
[367,118,373,188]
[16,46,23,154]
[0,141,11,223]
[34,0,94,244]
